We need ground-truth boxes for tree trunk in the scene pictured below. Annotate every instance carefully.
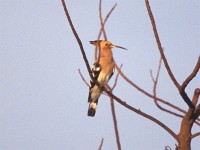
[177,110,194,150]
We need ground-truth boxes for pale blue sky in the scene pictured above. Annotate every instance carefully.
[1,0,200,150]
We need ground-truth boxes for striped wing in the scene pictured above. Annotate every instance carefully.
[88,62,101,102]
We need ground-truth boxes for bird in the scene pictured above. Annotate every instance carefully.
[88,40,127,117]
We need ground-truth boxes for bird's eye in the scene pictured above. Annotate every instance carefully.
[105,43,110,47]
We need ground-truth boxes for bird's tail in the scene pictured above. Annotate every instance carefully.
[88,83,101,117]
[87,102,97,117]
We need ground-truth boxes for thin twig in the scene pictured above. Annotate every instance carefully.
[151,58,185,118]
[110,97,121,150]
[152,58,181,116]
[112,64,123,90]
[79,69,108,96]
[98,138,104,150]
[78,69,90,87]
[99,0,107,40]
[150,69,155,82]
[106,85,121,150]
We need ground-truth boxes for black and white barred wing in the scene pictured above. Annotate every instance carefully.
[88,62,101,102]
[87,62,102,116]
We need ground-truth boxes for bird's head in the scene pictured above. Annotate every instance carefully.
[90,40,127,50]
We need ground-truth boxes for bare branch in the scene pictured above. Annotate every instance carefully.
[192,88,200,107]
[179,91,194,109]
[155,57,162,81]
[178,89,200,149]
[150,69,155,82]
[98,138,104,150]
[151,58,185,118]
[61,0,93,80]
[145,0,180,89]
[181,56,200,90]
[112,64,123,90]
[95,3,117,60]
[105,84,121,150]
[193,104,200,121]
[145,0,195,109]
[192,132,200,139]
[110,97,121,150]
[78,69,90,87]
[99,0,107,40]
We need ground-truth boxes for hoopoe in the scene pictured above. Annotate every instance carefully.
[88,40,127,117]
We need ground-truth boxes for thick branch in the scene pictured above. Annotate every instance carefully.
[192,88,200,107]
[179,91,194,109]
[193,104,200,120]
[177,89,200,149]
[181,56,200,90]
[192,132,200,139]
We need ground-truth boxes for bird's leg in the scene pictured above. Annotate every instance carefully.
[100,85,109,92]
[100,86,104,92]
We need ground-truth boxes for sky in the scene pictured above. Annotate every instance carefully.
[1,0,200,150]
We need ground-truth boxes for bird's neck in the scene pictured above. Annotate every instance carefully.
[100,49,113,60]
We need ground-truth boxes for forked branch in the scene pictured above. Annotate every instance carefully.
[145,0,195,109]
[151,58,184,118]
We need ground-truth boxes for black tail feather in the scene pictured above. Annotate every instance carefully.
[87,107,96,117]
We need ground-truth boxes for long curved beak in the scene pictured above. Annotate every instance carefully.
[112,44,127,50]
